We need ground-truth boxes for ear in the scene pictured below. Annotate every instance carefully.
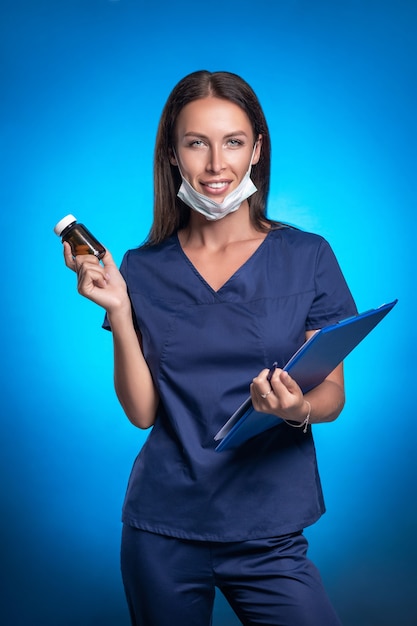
[251,134,263,165]
[169,148,178,166]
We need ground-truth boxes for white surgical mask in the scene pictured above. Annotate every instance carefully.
[175,145,258,221]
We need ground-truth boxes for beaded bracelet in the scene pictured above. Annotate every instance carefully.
[282,400,311,434]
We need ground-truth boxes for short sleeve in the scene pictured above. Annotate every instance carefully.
[306,238,357,330]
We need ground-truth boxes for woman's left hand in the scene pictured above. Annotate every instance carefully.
[250,367,309,424]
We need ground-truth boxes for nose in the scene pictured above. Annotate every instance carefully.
[206,144,224,173]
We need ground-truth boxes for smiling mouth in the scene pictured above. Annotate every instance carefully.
[202,181,230,193]
[205,181,228,188]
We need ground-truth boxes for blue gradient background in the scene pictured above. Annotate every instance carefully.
[1,1,415,624]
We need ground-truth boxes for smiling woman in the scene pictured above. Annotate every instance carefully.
[62,70,357,626]
[170,97,262,221]
[1,0,414,622]
[173,97,261,195]
[151,70,272,243]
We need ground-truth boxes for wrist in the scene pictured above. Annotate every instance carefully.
[283,400,311,434]
[106,300,133,325]
[301,399,312,423]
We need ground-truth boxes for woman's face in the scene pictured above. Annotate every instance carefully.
[171,97,262,203]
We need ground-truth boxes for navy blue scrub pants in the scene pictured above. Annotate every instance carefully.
[121,525,342,626]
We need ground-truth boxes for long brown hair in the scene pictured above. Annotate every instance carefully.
[147,70,278,245]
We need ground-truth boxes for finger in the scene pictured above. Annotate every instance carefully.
[252,369,274,400]
[101,250,117,269]
[278,370,299,394]
[252,369,271,385]
[63,241,76,271]
[266,367,285,396]
[77,264,109,292]
[250,382,267,408]
[73,257,101,283]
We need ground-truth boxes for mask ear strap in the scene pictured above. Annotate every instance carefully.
[250,140,260,166]
[249,142,258,167]
[171,149,186,178]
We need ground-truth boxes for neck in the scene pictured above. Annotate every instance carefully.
[179,201,259,249]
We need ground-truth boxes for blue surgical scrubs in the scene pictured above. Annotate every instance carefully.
[108,227,357,541]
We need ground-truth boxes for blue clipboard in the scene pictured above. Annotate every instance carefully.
[214,299,398,452]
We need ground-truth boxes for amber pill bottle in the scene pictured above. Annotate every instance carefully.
[54,214,106,259]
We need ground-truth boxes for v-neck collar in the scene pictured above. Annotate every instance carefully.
[174,230,272,294]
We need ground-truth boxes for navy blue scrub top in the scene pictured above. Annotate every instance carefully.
[105,227,357,541]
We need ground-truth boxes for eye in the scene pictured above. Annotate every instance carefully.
[187,139,206,148]
[227,138,244,147]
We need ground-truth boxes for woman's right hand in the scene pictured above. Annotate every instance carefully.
[63,241,130,314]
[64,242,158,429]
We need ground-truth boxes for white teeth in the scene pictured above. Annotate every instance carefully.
[206,182,227,189]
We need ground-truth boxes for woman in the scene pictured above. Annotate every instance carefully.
[64,70,357,625]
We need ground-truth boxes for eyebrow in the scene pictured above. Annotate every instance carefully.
[182,130,249,139]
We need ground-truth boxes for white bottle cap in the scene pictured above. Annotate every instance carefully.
[54,214,77,236]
